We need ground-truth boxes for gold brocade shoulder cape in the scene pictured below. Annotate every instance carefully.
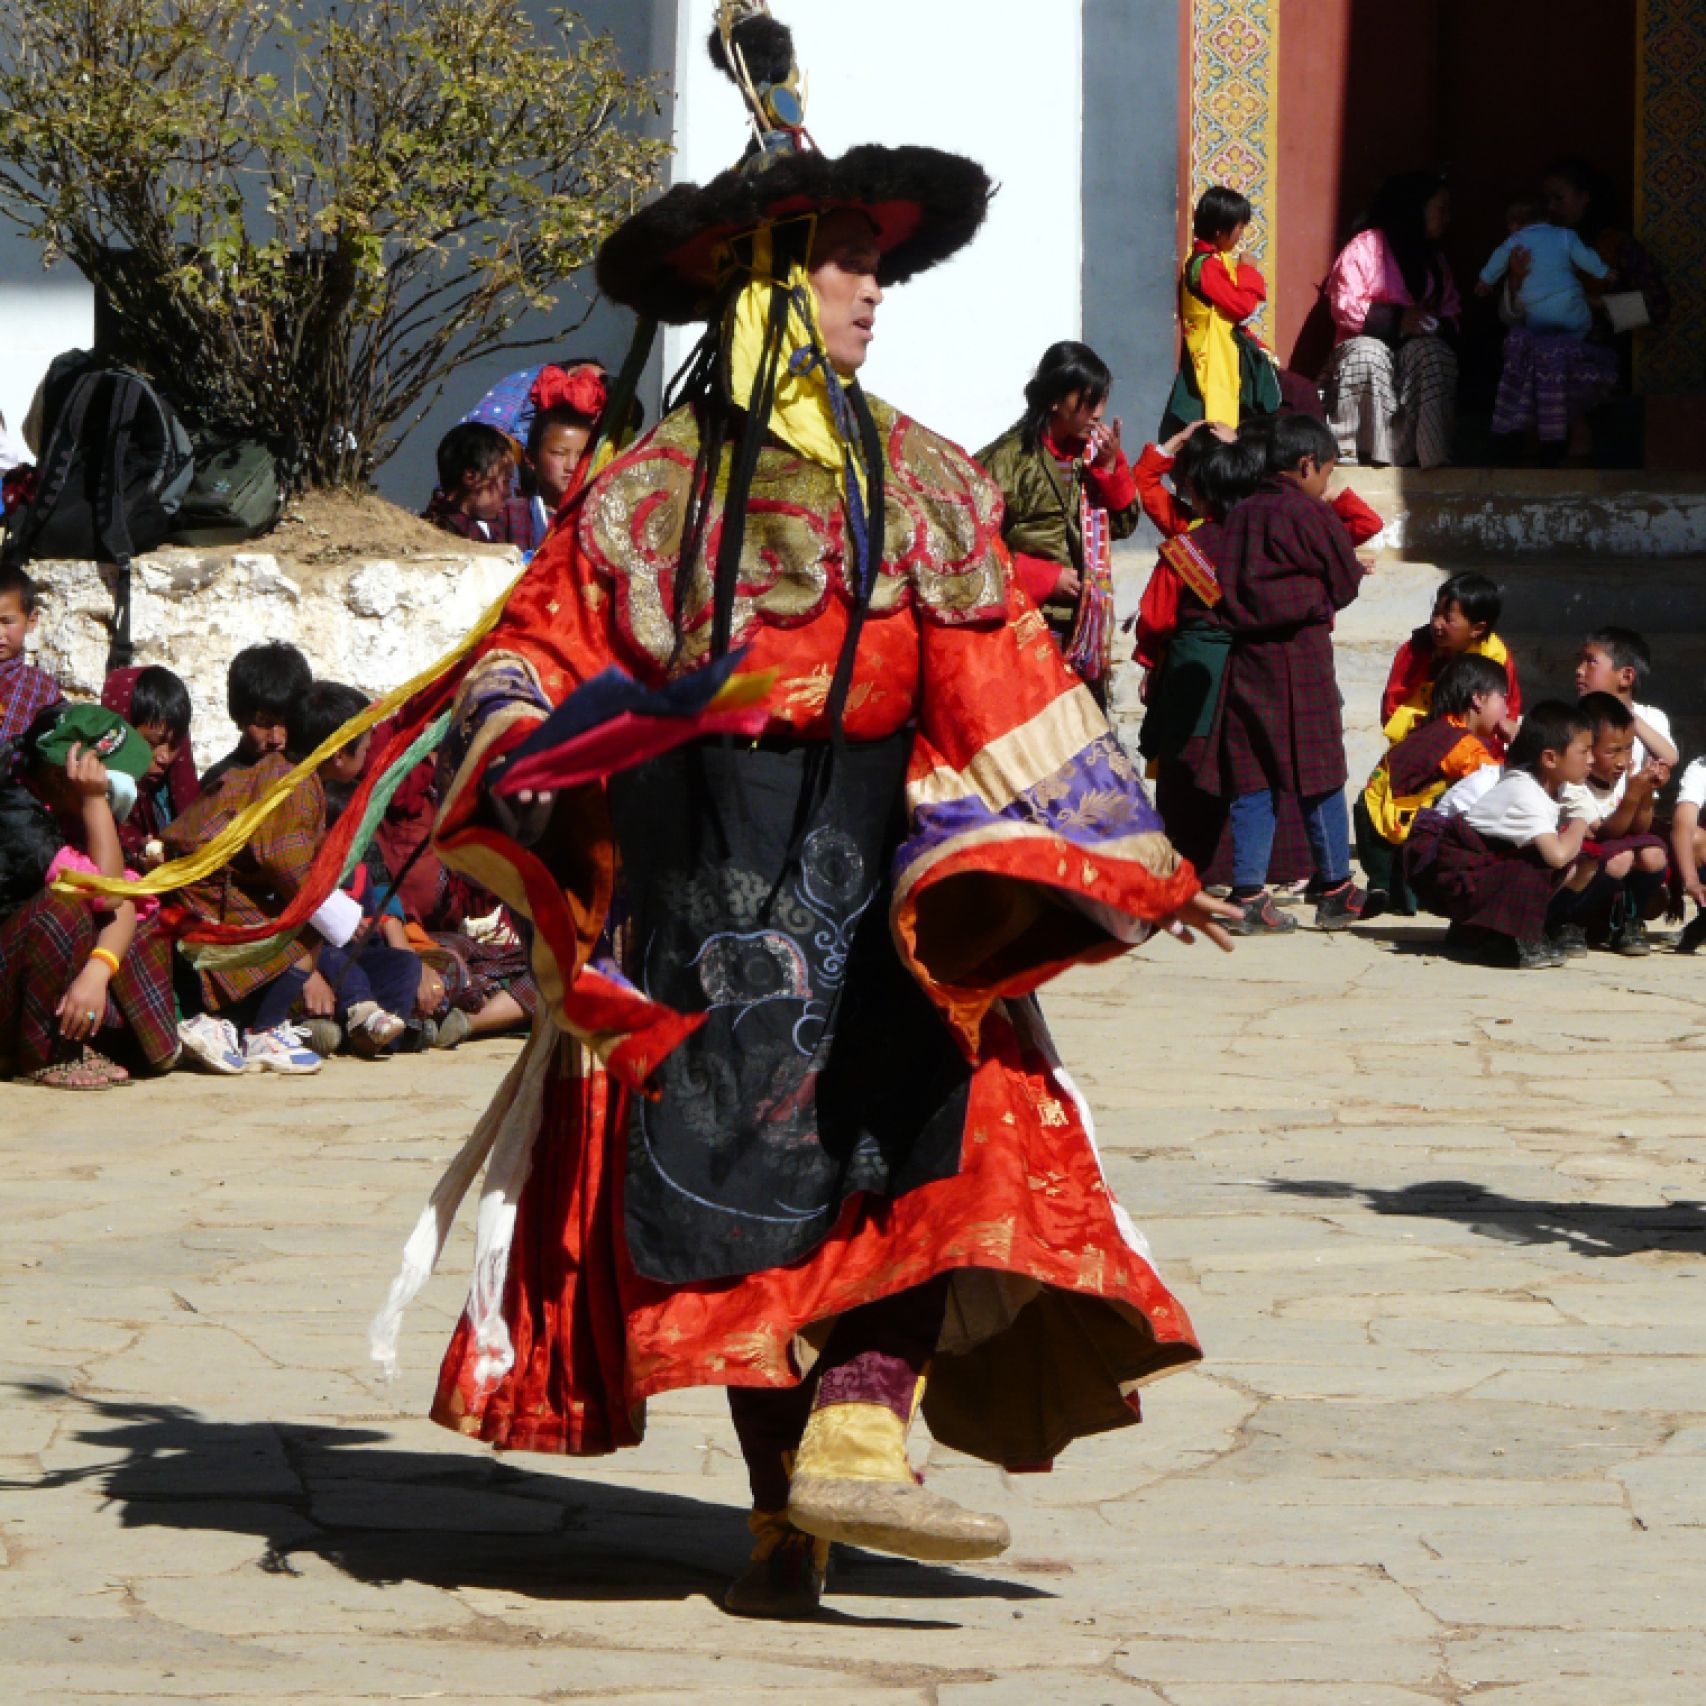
[576,396,1010,674]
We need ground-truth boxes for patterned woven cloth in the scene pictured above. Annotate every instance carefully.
[0,891,178,1076]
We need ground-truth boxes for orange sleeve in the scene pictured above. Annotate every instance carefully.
[1439,734,1494,781]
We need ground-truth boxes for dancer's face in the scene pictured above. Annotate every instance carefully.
[809,210,884,375]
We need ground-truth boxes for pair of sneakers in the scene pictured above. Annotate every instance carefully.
[1226,879,1366,936]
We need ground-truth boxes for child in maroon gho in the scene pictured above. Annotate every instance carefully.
[1407,700,1594,971]
[1132,419,1384,685]
[1177,416,1366,936]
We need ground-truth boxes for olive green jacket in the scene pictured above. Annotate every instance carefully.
[976,425,1144,578]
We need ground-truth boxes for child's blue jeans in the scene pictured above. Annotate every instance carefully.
[1229,788,1352,893]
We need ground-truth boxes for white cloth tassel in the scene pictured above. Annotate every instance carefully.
[369,1022,557,1379]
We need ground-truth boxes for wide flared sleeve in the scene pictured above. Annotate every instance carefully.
[894,589,1199,1056]
[430,518,702,1090]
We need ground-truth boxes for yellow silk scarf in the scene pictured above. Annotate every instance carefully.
[723,223,867,507]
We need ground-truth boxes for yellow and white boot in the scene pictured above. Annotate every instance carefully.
[785,1391,1009,1563]
[723,1506,830,1618]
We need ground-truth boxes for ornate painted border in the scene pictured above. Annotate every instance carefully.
[1187,0,1279,340]
[1635,0,1706,391]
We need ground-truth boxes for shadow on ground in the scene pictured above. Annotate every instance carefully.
[3,1384,1045,1624]
[1265,1178,1706,1259]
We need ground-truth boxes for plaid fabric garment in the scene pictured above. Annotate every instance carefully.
[1326,335,1458,471]
[1408,815,1555,943]
[427,929,540,1018]
[0,657,65,744]
[0,891,179,1075]
[1492,328,1619,443]
[162,753,326,1008]
[1189,480,1364,800]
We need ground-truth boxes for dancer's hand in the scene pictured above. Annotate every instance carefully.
[489,777,555,848]
[1159,890,1240,953]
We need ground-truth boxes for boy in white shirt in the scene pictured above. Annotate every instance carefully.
[1574,626,1678,774]
[1551,693,1669,956]
[1670,758,1706,953]
[1409,700,1593,969]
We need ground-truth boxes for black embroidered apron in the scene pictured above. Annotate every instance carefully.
[606,732,971,1284]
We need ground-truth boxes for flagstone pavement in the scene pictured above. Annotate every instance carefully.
[5,919,1706,1704]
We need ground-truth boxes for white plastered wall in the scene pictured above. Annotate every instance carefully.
[662,0,1083,456]
[0,267,93,447]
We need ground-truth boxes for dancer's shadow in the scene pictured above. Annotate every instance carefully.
[1266,1178,1706,1259]
[2,1383,1043,1626]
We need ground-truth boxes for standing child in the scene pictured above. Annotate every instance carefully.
[1133,420,1384,681]
[200,641,313,792]
[1573,626,1678,772]
[1548,693,1669,957]
[0,565,63,742]
[1175,415,1365,933]
[1476,194,1610,337]
[1382,571,1522,749]
[1161,188,1323,435]
[423,421,539,550]
[1357,653,1507,917]
[1408,700,1592,969]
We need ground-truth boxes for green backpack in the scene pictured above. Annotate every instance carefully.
[167,437,284,546]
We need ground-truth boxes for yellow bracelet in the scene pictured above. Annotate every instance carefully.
[88,947,122,977]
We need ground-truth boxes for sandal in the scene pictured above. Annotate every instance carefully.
[82,1046,133,1087]
[22,1054,114,1091]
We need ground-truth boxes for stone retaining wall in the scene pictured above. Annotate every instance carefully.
[28,546,521,757]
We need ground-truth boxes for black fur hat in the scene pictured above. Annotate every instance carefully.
[595,7,992,324]
[597,145,992,325]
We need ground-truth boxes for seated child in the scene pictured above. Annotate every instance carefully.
[1356,653,1508,918]
[1671,756,1706,952]
[0,564,64,743]
[1476,195,1610,339]
[200,641,312,792]
[0,704,204,1087]
[1406,700,1592,969]
[281,681,433,1053]
[1382,571,1522,750]
[424,422,539,550]
[522,363,610,540]
[1573,625,1678,772]
[165,682,416,1073]
[101,665,199,867]
[1548,692,1669,957]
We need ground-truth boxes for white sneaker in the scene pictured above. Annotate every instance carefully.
[177,1013,247,1076]
[244,1023,323,1075]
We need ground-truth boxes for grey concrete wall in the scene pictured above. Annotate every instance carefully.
[1081,0,1179,523]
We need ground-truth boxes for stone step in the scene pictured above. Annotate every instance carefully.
[1332,467,1706,561]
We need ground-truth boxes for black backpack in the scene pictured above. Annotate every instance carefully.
[1,350,195,667]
